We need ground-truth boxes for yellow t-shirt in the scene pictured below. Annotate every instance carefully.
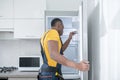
[40,29,62,67]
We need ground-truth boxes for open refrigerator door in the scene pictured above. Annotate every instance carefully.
[78,1,88,80]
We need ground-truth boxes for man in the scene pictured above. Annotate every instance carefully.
[38,18,89,80]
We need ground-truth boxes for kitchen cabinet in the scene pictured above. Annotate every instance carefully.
[14,0,46,39]
[0,78,8,80]
[0,0,14,31]
[14,0,46,18]
[0,0,13,18]
[0,19,14,31]
[9,78,37,80]
[0,0,46,37]
[14,19,45,39]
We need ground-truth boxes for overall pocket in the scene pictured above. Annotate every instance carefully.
[39,75,52,80]
[38,72,56,80]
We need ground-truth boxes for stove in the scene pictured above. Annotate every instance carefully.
[0,66,18,73]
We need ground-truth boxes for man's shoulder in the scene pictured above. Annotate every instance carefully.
[49,29,57,33]
[45,29,60,41]
[47,29,59,36]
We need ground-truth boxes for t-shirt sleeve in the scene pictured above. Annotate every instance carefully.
[47,30,59,41]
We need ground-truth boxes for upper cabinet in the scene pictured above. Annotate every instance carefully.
[13,0,46,39]
[0,0,13,18]
[0,0,14,31]
[14,0,46,18]
[0,0,46,38]
[0,19,14,31]
[14,19,45,39]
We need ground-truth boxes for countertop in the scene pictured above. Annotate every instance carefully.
[0,71,38,78]
[0,71,80,79]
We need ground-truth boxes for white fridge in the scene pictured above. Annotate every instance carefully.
[45,2,88,80]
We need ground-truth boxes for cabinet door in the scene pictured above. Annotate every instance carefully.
[0,0,14,31]
[0,19,13,31]
[9,78,37,80]
[14,19,45,39]
[14,0,46,18]
[0,0,13,18]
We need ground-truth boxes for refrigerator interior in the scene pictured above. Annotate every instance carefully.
[45,16,81,75]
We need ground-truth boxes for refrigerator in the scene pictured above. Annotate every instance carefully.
[45,2,88,80]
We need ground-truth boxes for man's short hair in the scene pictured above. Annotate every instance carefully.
[51,18,62,27]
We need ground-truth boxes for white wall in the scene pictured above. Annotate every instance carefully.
[100,0,120,80]
[0,39,40,67]
[87,0,120,80]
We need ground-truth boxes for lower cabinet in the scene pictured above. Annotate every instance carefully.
[9,78,37,80]
[0,78,8,80]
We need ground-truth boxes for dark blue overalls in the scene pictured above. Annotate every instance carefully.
[38,32,64,80]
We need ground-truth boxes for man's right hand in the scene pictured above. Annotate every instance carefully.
[77,60,90,71]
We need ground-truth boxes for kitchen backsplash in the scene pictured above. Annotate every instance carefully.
[0,39,41,67]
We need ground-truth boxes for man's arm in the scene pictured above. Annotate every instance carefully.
[62,32,76,52]
[48,40,89,71]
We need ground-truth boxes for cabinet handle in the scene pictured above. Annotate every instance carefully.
[25,35,37,37]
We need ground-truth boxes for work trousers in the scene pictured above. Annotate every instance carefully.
[38,72,59,80]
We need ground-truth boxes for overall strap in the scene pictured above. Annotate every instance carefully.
[40,31,49,65]
[60,37,63,55]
